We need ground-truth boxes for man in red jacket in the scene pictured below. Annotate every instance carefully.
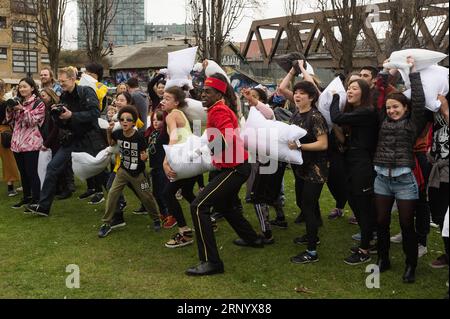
[186,74,264,276]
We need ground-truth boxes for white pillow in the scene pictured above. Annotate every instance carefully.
[72,146,118,181]
[183,98,207,125]
[163,134,215,181]
[167,46,198,80]
[205,59,230,83]
[402,65,449,112]
[38,149,52,190]
[443,207,449,238]
[317,77,346,131]
[240,108,307,165]
[385,49,447,72]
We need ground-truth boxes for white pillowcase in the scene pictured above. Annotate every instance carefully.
[72,146,119,181]
[183,98,207,125]
[204,59,230,82]
[163,134,215,181]
[165,46,198,90]
[402,65,449,112]
[240,108,307,165]
[38,149,52,190]
[317,77,346,131]
[384,49,447,72]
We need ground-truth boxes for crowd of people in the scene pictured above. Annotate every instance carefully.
[0,56,448,291]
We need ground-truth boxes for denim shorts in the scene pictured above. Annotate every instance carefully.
[374,172,419,200]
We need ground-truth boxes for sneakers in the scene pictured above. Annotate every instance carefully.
[110,217,126,230]
[430,254,449,269]
[118,200,127,212]
[344,250,371,265]
[175,189,183,200]
[430,221,439,228]
[290,251,319,264]
[418,244,428,258]
[12,198,31,209]
[98,224,112,238]
[390,233,403,244]
[162,215,178,229]
[328,208,344,219]
[16,186,23,192]
[165,230,194,248]
[350,243,377,255]
[88,193,105,205]
[8,189,18,197]
[269,218,288,229]
[26,204,49,217]
[78,189,96,200]
[293,234,320,245]
[133,205,148,215]
[348,215,358,225]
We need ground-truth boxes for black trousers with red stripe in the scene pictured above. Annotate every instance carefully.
[190,162,258,264]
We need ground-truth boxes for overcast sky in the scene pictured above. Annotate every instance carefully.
[63,0,300,49]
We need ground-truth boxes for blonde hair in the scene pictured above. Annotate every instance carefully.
[58,66,78,79]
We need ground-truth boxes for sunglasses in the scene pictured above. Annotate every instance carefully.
[119,117,134,123]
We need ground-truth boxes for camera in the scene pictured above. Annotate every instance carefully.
[50,104,67,117]
[5,97,21,109]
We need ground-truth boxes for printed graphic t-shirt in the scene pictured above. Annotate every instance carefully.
[112,129,147,176]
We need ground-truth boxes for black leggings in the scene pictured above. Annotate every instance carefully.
[163,176,197,228]
[429,182,449,257]
[376,195,418,267]
[14,151,40,202]
[294,176,324,251]
[327,150,347,209]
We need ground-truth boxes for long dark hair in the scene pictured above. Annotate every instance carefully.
[17,77,40,100]
[209,73,237,115]
[343,79,372,113]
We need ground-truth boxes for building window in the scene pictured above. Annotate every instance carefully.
[12,21,37,44]
[41,52,50,64]
[12,49,38,74]
[0,17,6,29]
[10,0,37,15]
[0,48,7,60]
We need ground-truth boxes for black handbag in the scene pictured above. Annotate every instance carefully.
[0,131,12,148]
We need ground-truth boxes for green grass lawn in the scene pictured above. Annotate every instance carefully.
[0,168,447,299]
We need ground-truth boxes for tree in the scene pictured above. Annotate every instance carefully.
[78,0,119,62]
[384,0,445,56]
[283,0,302,52]
[30,0,68,75]
[316,0,366,74]
[189,0,262,65]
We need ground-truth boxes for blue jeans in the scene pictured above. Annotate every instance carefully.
[39,145,74,212]
[374,172,419,200]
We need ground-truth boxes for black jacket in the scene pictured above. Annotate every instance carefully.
[58,84,106,154]
[373,72,427,168]
[330,95,379,158]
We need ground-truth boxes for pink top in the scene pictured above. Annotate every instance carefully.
[254,101,275,120]
[6,95,45,153]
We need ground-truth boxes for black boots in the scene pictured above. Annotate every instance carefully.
[402,265,416,283]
